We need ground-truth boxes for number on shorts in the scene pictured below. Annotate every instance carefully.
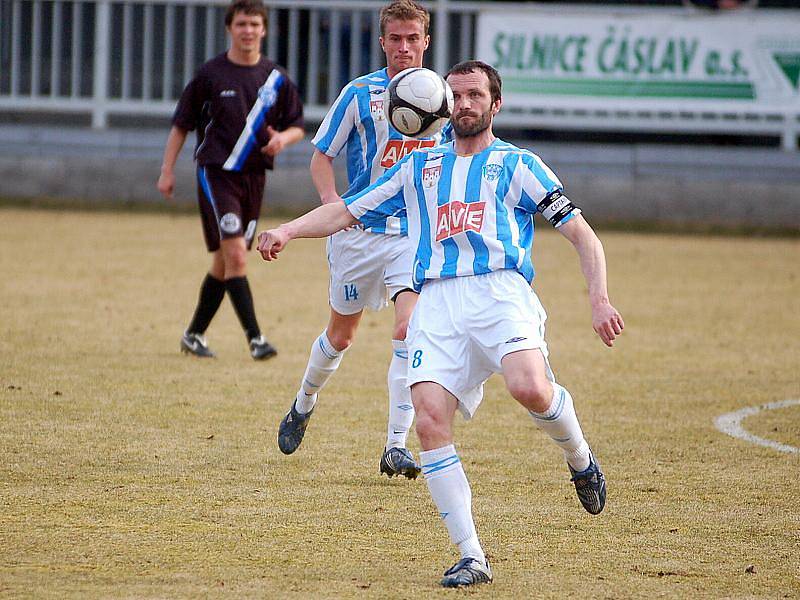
[344,284,359,301]
[411,349,423,368]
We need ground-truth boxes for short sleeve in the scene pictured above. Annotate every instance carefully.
[311,84,358,158]
[344,153,412,227]
[275,71,304,131]
[172,74,207,132]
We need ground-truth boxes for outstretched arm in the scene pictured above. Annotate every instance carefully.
[557,215,624,347]
[256,201,357,261]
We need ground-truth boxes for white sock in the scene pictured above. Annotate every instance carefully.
[386,339,414,449]
[529,383,591,471]
[420,445,485,562]
[294,331,345,414]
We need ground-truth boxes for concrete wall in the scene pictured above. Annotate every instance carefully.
[1,125,798,232]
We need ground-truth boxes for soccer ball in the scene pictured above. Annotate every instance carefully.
[386,67,453,139]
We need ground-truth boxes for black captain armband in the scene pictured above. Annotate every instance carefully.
[537,190,580,227]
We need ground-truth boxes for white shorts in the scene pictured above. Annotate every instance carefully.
[406,269,554,420]
[327,228,415,315]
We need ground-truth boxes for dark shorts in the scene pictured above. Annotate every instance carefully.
[196,165,266,252]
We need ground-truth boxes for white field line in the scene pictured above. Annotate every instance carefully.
[714,399,800,455]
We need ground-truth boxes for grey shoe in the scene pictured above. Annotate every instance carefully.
[250,335,277,360]
[180,331,215,358]
[440,557,493,588]
[380,447,421,479]
[569,453,606,515]
[277,400,314,455]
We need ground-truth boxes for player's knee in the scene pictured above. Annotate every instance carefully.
[326,328,354,352]
[223,246,247,274]
[507,378,552,413]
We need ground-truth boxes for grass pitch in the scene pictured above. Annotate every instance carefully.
[1,207,798,599]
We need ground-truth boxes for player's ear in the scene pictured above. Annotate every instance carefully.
[423,35,430,50]
[492,97,502,115]
[379,36,385,52]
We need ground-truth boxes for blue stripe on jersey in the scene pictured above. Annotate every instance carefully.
[344,127,366,196]
[358,195,405,230]
[197,167,222,237]
[413,153,433,290]
[465,152,491,275]
[315,86,357,154]
[495,152,521,270]
[437,153,459,279]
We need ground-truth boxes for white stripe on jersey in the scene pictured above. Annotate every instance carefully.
[223,70,282,171]
[344,139,580,290]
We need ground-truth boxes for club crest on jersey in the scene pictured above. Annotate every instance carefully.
[422,165,441,188]
[435,201,486,241]
[258,85,277,105]
[380,139,436,168]
[482,163,503,181]
[370,98,385,121]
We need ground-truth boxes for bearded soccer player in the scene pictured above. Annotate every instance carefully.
[273,0,450,480]
[257,61,624,588]
[157,0,303,360]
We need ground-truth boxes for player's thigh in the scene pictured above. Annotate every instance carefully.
[327,230,388,315]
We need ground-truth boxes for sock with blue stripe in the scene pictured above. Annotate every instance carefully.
[386,339,414,449]
[295,331,345,414]
[420,444,485,562]
[529,383,591,471]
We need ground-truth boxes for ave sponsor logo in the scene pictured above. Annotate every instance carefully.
[220,89,237,97]
[435,201,486,241]
[380,139,436,168]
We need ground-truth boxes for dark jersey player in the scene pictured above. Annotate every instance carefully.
[157,0,304,360]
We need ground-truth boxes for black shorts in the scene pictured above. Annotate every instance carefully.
[196,165,266,252]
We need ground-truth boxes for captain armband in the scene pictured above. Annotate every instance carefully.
[537,190,580,228]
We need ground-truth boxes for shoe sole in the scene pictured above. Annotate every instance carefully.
[380,461,421,480]
[180,344,215,358]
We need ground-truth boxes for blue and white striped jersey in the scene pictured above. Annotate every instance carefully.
[344,138,580,290]
[312,68,448,236]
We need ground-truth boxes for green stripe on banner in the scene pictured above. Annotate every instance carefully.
[504,77,755,99]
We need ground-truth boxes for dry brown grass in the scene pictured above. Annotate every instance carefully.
[1,207,798,599]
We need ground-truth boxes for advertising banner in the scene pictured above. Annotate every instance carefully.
[477,10,800,111]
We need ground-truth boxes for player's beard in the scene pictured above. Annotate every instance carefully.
[451,107,492,138]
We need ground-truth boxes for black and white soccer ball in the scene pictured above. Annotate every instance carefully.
[386,67,454,139]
